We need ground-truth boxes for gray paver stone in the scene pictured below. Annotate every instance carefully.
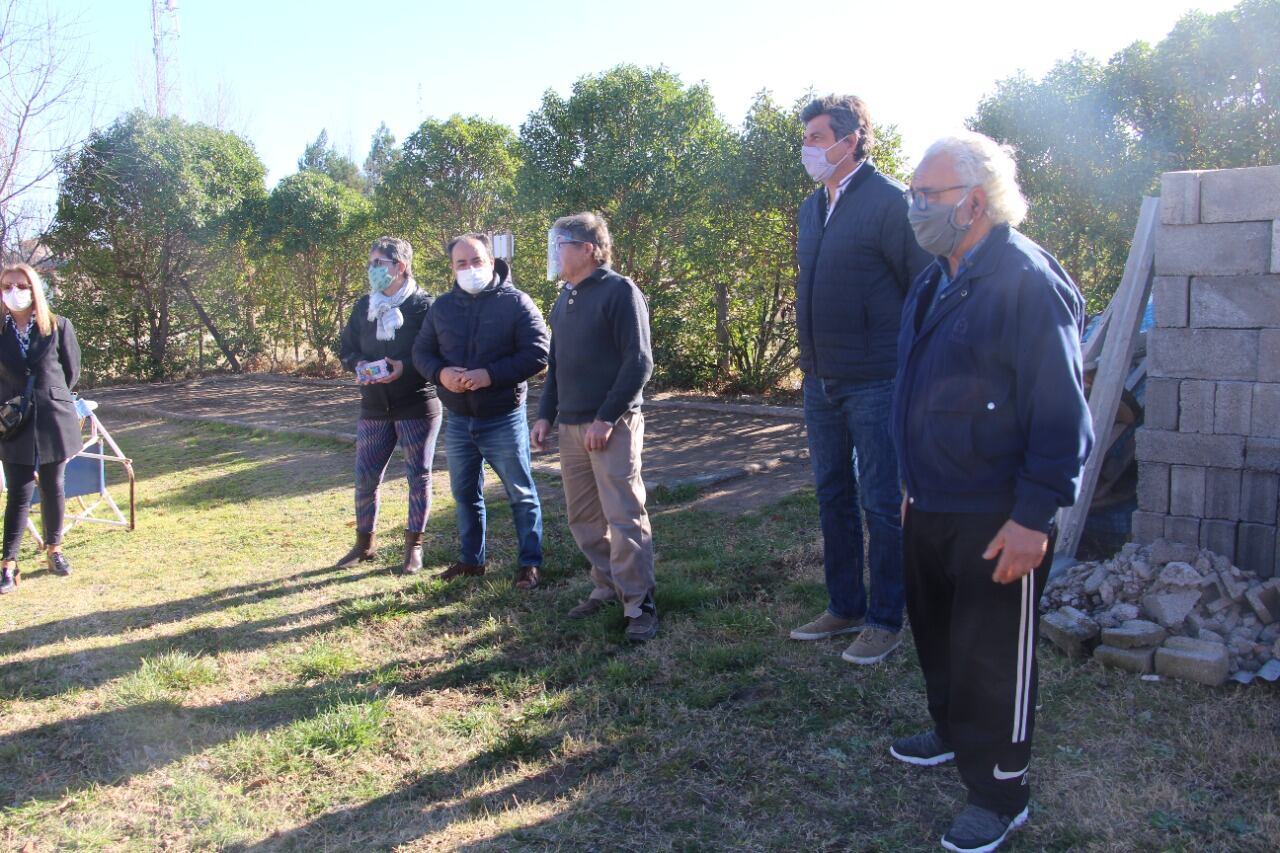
[1142,590,1201,628]
[1095,644,1156,674]
[1101,620,1167,649]
[1040,610,1100,660]
[1155,640,1231,686]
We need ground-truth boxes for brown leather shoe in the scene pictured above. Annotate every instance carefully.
[402,531,424,575]
[514,565,540,590]
[436,561,485,581]
[336,532,376,568]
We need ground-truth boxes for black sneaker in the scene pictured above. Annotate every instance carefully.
[0,566,17,594]
[941,804,1029,853]
[48,552,72,577]
[889,729,955,766]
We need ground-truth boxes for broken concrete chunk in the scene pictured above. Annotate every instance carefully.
[1101,620,1167,649]
[1244,586,1277,625]
[1155,640,1230,686]
[1083,565,1110,595]
[1142,590,1201,629]
[1149,538,1199,567]
[1041,610,1100,660]
[1159,561,1201,587]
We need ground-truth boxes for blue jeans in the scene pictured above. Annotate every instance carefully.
[803,375,904,632]
[445,405,543,567]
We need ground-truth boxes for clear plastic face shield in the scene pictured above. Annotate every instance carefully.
[546,227,562,282]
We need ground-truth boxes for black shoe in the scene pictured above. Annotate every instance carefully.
[624,595,659,642]
[48,551,72,577]
[0,566,17,594]
[941,804,1029,853]
[889,729,955,766]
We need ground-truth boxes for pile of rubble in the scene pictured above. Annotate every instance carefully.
[1040,538,1280,686]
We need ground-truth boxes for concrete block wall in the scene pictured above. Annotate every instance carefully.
[1134,165,1280,577]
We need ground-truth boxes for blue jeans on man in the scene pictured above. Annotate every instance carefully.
[445,405,543,568]
[803,375,904,633]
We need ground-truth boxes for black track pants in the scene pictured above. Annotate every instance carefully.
[903,507,1053,815]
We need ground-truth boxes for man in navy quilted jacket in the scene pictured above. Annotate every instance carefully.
[789,95,931,666]
[889,131,1093,853]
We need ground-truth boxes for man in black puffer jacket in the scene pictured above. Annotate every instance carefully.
[789,95,931,667]
[413,233,550,590]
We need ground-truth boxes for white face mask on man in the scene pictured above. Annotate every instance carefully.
[457,265,494,295]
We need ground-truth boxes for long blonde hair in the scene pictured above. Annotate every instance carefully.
[0,263,54,337]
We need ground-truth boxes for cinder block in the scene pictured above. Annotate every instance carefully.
[1165,515,1202,546]
[1237,522,1277,577]
[1214,381,1252,435]
[1137,462,1170,514]
[1240,470,1279,523]
[1204,468,1242,519]
[1179,380,1216,433]
[1261,329,1280,383]
[1145,377,1180,430]
[1131,510,1165,545]
[1200,519,1237,560]
[1273,221,1280,274]
[1154,640,1230,685]
[1155,222,1272,276]
[1246,437,1280,473]
[1160,171,1202,225]
[1191,275,1280,329]
[1252,384,1280,438]
[1137,430,1245,468]
[1095,644,1156,674]
[1170,465,1206,516]
[1147,328,1259,381]
[1153,276,1190,327]
[1199,165,1280,222]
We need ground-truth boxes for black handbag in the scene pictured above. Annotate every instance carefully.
[0,373,35,440]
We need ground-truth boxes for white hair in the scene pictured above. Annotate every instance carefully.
[921,131,1028,227]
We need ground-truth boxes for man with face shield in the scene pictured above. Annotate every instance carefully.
[530,212,658,643]
[412,233,550,589]
[889,131,1092,852]
[790,95,931,666]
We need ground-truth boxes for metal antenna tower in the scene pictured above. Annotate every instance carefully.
[151,0,181,117]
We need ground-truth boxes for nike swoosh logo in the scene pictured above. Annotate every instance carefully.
[993,763,1028,781]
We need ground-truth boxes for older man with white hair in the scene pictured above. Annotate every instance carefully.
[889,131,1093,853]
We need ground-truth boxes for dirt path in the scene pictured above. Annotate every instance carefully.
[86,374,815,514]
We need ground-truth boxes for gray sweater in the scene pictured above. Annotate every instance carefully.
[537,265,653,425]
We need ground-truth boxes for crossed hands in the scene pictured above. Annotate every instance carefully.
[439,366,492,394]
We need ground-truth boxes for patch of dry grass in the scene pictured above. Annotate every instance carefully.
[0,416,1276,851]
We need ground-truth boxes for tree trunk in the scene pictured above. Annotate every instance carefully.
[715,279,731,374]
[178,278,242,372]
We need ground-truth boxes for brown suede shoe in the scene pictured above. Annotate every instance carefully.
[567,597,614,619]
[402,531,424,575]
[514,565,540,591]
[336,532,376,568]
[436,561,485,581]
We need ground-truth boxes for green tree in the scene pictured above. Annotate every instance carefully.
[376,114,520,284]
[261,171,372,363]
[363,121,400,196]
[48,110,266,380]
[518,65,733,386]
[298,129,364,192]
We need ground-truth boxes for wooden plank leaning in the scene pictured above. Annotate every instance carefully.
[1054,196,1160,559]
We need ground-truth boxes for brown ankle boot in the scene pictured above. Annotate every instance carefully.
[402,531,424,575]
[336,531,376,568]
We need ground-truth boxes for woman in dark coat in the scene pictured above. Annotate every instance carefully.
[336,236,441,574]
[0,263,82,594]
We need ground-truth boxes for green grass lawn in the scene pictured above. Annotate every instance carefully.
[0,416,1277,851]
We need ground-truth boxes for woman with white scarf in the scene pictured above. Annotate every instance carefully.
[337,236,441,574]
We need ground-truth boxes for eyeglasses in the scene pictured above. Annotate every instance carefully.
[555,240,586,250]
[368,258,397,268]
[904,185,972,211]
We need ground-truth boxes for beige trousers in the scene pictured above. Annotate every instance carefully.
[558,412,656,618]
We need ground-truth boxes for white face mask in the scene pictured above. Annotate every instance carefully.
[3,288,32,312]
[801,134,853,182]
[457,265,494,295]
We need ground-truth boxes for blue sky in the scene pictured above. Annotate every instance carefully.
[67,0,1239,188]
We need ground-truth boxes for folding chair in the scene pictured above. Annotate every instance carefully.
[1,398,136,549]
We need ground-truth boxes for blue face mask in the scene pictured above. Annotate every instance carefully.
[368,264,394,294]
